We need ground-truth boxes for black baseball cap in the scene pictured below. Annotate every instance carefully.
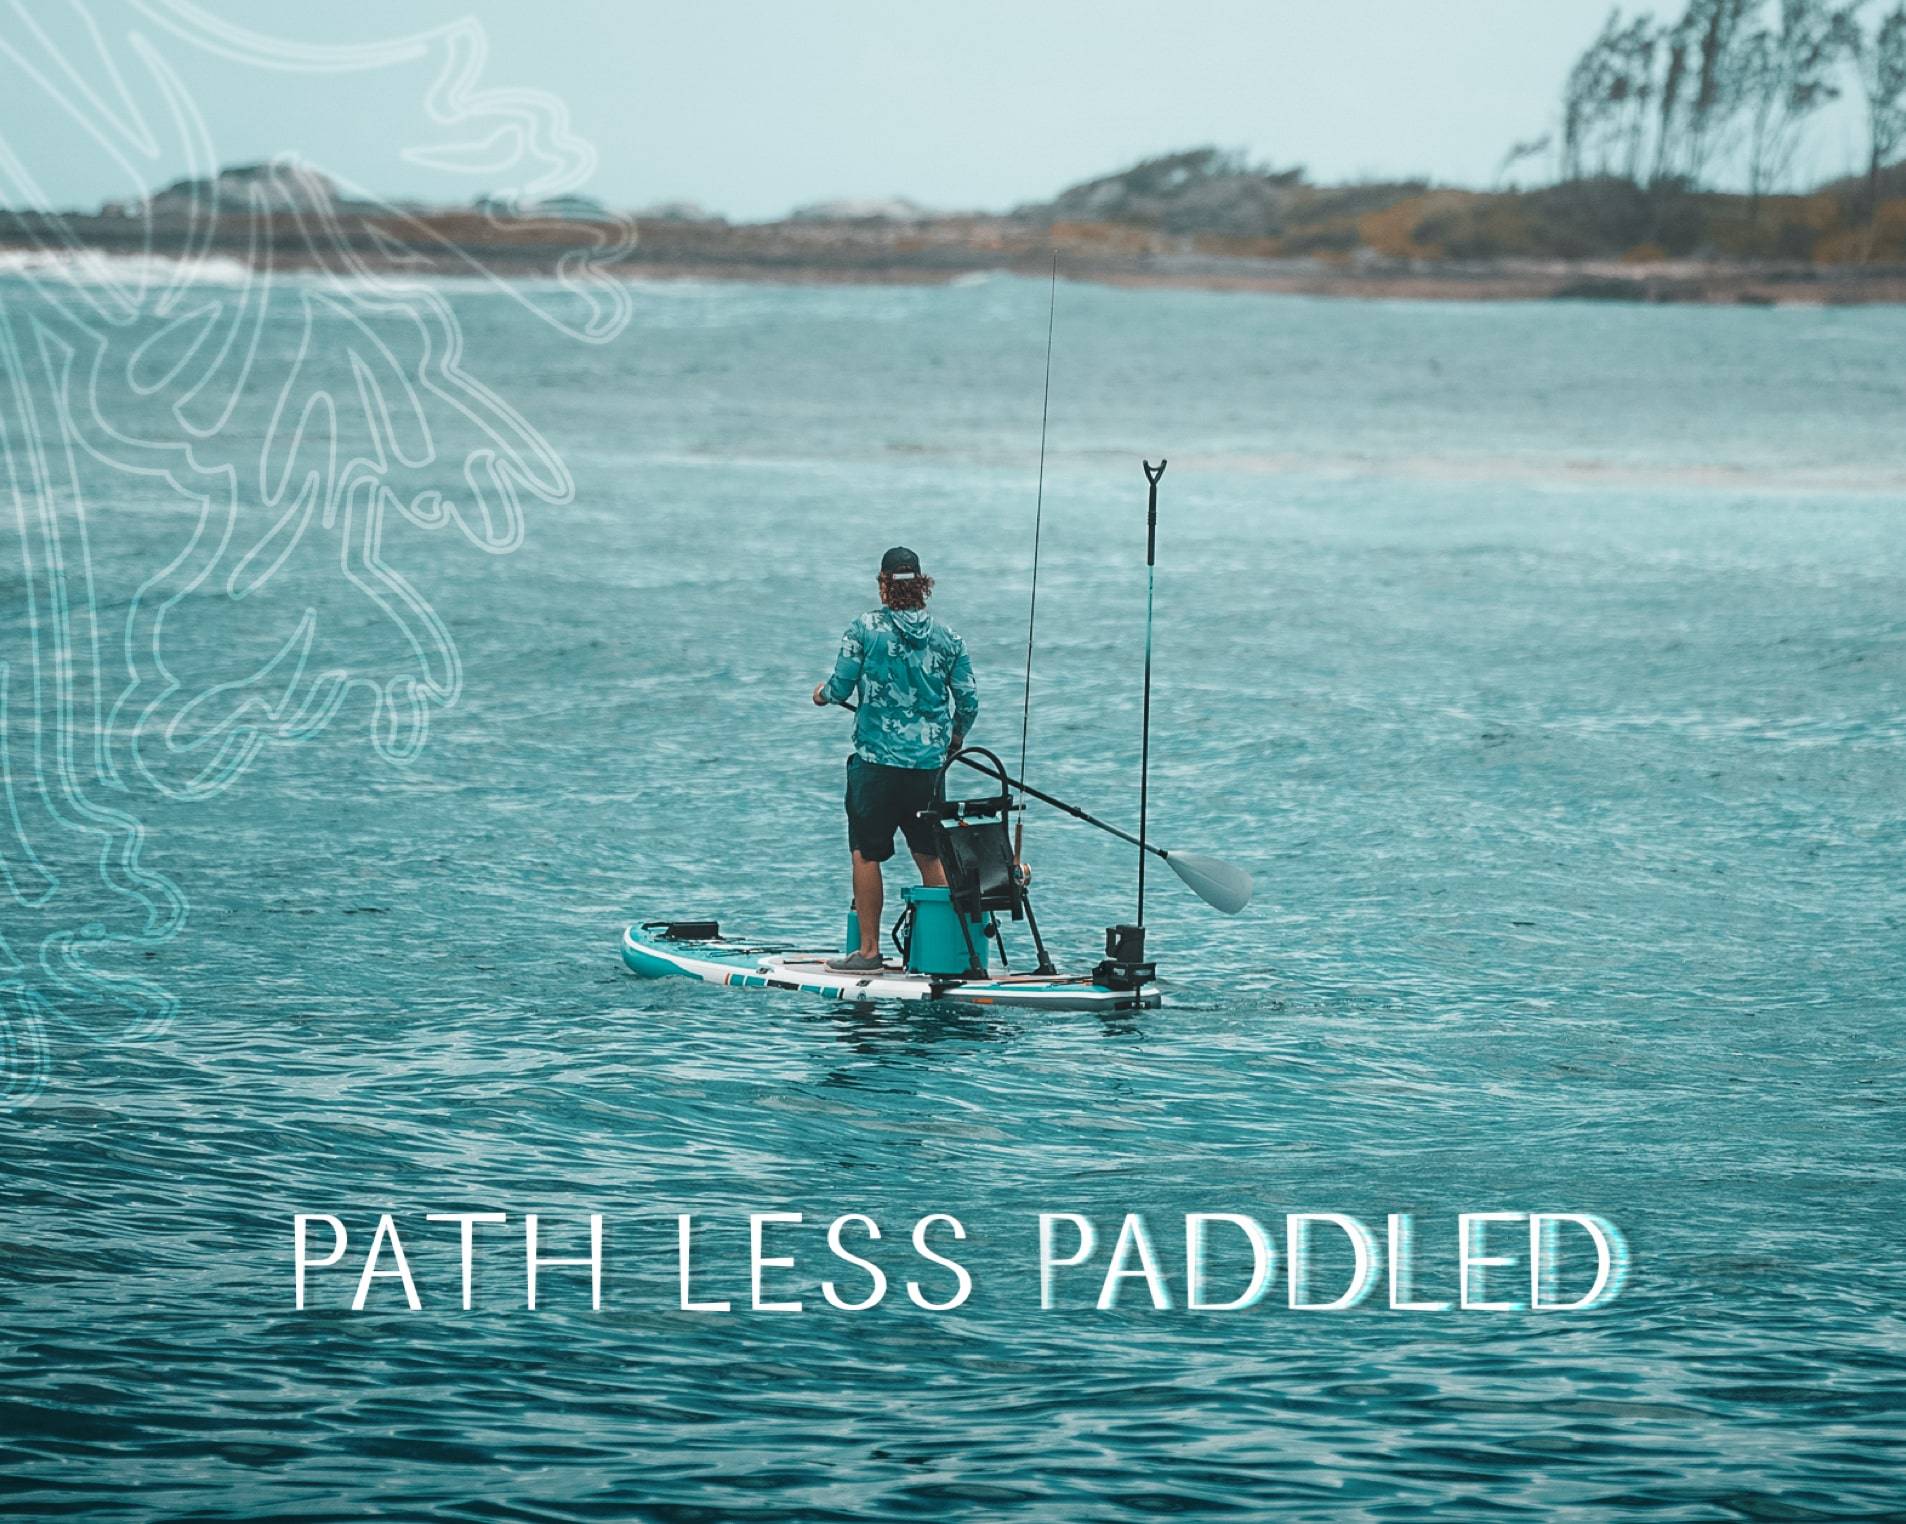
[880,546,923,579]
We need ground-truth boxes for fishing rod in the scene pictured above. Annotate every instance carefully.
[827,697,1251,915]
[1014,253,1059,864]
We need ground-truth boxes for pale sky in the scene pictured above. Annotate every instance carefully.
[0,0,1874,218]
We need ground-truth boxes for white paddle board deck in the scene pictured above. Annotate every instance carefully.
[622,924,1160,1011]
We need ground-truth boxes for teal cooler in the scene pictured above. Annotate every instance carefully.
[843,886,993,975]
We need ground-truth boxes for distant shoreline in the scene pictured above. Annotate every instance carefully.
[595,261,1906,306]
[6,210,1906,305]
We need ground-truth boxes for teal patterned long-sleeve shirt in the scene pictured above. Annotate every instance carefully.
[822,607,978,769]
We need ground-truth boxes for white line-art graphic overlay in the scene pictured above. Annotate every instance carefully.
[0,1,634,1103]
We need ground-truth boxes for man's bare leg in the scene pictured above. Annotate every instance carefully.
[911,851,946,887]
[851,851,884,959]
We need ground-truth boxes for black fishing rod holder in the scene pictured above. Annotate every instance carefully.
[1095,923,1154,991]
[1133,458,1166,933]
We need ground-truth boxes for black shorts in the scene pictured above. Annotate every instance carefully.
[845,755,939,863]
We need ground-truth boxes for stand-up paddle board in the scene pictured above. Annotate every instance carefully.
[622,921,1161,1011]
[618,464,1252,1014]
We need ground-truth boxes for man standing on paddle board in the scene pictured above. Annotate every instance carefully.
[812,546,978,972]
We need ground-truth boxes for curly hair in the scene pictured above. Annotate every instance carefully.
[880,571,934,611]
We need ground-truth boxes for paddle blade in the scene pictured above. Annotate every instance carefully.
[1166,852,1253,914]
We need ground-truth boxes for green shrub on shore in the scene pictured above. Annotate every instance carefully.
[1020,2,1906,268]
[1031,154,1906,264]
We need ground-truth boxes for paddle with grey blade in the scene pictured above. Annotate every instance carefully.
[829,699,1252,915]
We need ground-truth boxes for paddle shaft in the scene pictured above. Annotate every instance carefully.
[832,699,1172,863]
[986,753,1173,863]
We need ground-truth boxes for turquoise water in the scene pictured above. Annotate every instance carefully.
[4,268,1905,1519]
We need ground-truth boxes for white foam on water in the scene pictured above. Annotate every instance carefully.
[622,278,739,298]
[0,247,261,287]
